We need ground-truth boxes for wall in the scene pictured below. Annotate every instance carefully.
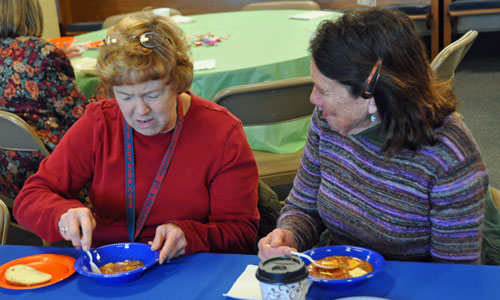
[57,0,428,33]
[40,0,61,38]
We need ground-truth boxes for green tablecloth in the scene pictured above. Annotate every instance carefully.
[73,10,341,153]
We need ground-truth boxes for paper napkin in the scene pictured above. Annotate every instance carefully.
[71,57,97,75]
[223,264,312,300]
[194,59,216,71]
[224,265,261,300]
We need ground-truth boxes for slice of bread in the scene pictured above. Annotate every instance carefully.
[4,264,52,286]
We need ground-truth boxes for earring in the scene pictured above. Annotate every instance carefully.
[370,115,376,122]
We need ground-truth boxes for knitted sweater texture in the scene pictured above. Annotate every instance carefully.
[279,108,488,263]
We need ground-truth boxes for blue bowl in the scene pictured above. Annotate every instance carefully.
[303,245,385,290]
[74,242,159,284]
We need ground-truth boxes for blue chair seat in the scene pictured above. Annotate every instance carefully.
[382,4,430,15]
[449,0,500,11]
[65,22,103,34]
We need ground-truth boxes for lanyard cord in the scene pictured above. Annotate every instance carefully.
[124,98,184,242]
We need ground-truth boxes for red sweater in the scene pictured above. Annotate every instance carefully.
[14,93,260,254]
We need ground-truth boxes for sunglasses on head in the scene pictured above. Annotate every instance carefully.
[104,31,170,49]
[361,58,383,99]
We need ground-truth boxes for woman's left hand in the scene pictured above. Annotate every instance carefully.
[149,223,187,264]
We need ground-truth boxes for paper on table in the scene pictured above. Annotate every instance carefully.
[71,57,97,75]
[223,264,312,300]
[223,265,261,300]
[290,11,333,20]
[194,59,216,71]
[171,15,195,24]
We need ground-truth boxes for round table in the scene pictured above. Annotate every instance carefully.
[73,9,341,153]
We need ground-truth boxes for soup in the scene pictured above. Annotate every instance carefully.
[99,260,144,274]
[307,255,373,279]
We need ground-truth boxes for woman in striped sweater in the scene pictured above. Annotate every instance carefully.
[258,8,489,263]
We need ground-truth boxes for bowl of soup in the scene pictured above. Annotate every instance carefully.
[74,242,159,284]
[302,245,385,290]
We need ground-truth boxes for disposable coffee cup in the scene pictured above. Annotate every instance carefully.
[255,255,309,300]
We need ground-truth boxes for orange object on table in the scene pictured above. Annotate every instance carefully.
[83,40,104,49]
[47,36,76,48]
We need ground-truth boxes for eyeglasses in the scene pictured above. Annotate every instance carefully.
[361,58,383,99]
[104,32,170,49]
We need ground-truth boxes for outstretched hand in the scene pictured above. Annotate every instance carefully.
[62,44,82,59]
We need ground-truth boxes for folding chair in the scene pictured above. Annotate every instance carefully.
[213,77,315,187]
[382,2,439,59]
[443,0,500,48]
[430,30,478,81]
[0,110,51,246]
[0,199,9,244]
[492,186,500,213]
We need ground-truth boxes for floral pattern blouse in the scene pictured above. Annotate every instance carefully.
[0,36,88,199]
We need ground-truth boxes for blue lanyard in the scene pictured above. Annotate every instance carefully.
[124,98,184,242]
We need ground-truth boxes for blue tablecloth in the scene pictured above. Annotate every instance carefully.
[1,245,500,299]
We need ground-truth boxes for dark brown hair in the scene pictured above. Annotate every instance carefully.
[310,8,457,152]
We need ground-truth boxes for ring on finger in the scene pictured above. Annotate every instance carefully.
[60,227,69,233]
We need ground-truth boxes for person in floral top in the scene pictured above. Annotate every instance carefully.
[0,0,88,199]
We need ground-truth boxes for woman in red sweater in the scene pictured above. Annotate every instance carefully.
[14,12,260,264]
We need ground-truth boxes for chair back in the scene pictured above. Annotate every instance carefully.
[430,30,478,81]
[0,199,9,244]
[0,110,50,156]
[212,77,315,126]
[241,1,321,10]
[0,111,52,246]
[213,77,315,187]
[0,111,51,202]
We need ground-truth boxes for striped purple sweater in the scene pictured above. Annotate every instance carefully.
[278,108,489,263]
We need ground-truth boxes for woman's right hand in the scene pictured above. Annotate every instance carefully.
[62,44,82,59]
[257,228,298,259]
[58,207,96,251]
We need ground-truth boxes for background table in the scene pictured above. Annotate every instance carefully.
[73,10,340,154]
[73,10,340,99]
[1,245,499,299]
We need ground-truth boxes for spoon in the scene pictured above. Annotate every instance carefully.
[290,251,338,270]
[86,250,102,274]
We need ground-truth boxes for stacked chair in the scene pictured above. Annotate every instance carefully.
[492,187,500,213]
[443,0,500,48]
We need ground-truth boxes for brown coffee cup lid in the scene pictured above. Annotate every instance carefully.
[255,255,308,284]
